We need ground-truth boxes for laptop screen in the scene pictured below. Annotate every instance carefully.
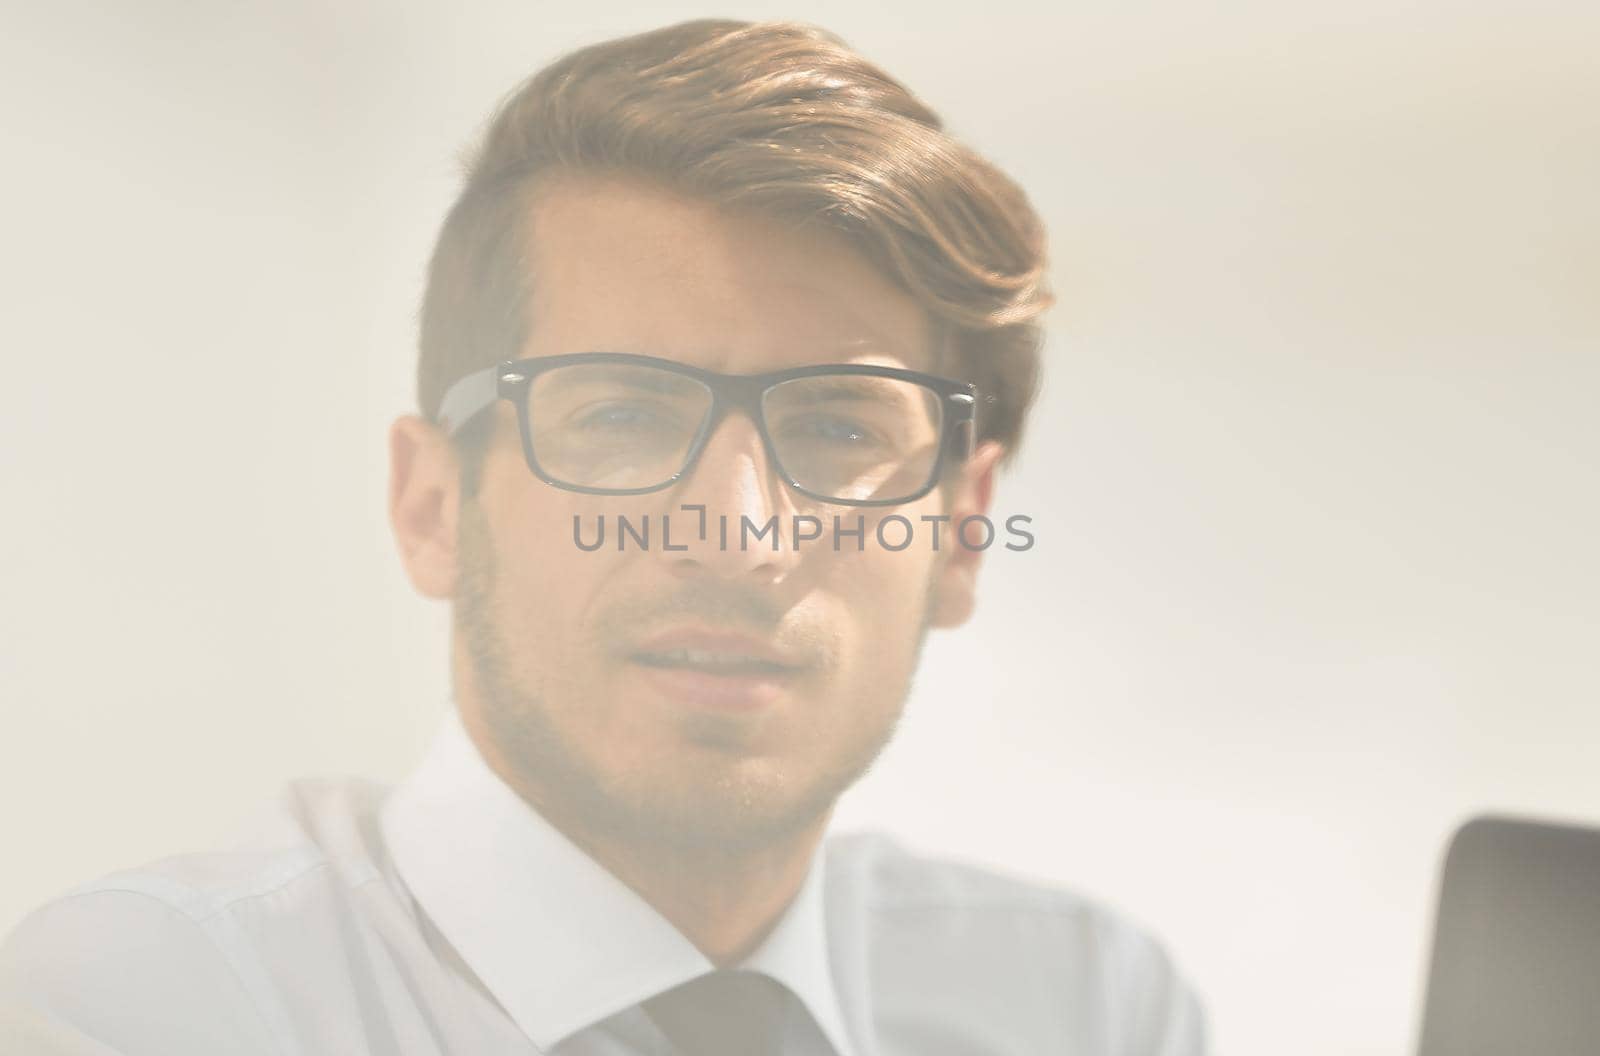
[1417,816,1600,1056]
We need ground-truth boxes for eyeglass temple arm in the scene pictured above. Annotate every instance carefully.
[435,365,503,435]
[949,391,977,460]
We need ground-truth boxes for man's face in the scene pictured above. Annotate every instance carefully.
[432,176,997,855]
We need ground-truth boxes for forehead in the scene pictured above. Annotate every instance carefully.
[520,175,934,373]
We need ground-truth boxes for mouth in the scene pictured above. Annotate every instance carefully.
[631,648,797,676]
[624,628,807,710]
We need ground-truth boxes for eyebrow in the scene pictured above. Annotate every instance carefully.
[774,377,917,405]
[538,365,705,397]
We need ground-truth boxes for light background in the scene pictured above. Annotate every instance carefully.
[1,2,1596,1054]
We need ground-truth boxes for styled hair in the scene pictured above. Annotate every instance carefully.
[418,19,1052,457]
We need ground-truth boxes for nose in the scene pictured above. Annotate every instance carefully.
[657,411,802,582]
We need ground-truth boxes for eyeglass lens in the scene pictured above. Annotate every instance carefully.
[525,362,945,503]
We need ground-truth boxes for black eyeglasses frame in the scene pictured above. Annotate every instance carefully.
[436,352,979,508]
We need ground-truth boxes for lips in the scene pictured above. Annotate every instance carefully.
[625,627,806,711]
[627,628,805,675]
[633,648,794,675]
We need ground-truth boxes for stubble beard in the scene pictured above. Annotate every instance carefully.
[452,498,934,861]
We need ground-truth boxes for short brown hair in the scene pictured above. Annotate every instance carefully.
[418,19,1051,457]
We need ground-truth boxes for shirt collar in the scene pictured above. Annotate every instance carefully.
[380,710,859,1056]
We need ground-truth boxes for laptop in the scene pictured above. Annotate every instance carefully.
[1416,815,1600,1056]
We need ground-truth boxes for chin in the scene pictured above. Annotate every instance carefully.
[596,761,837,851]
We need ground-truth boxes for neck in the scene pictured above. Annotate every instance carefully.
[572,814,828,966]
[459,701,827,966]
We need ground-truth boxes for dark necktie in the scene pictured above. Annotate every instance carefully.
[641,968,795,1056]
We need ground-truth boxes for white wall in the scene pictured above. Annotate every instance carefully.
[2,2,1595,1054]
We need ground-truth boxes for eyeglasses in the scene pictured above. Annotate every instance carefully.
[437,352,978,507]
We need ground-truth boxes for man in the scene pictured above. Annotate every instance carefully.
[0,19,1204,1055]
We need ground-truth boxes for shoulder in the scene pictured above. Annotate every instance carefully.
[12,774,391,928]
[0,777,391,1054]
[825,831,1207,1055]
[0,884,281,1053]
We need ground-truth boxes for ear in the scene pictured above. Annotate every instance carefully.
[388,415,462,600]
[928,440,1005,629]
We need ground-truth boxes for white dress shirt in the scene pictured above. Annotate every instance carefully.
[0,713,1206,1055]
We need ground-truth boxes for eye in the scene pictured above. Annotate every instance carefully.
[572,402,676,433]
[783,414,879,446]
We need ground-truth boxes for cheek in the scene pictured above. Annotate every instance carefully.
[490,493,629,671]
[822,540,938,678]
[844,504,944,605]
